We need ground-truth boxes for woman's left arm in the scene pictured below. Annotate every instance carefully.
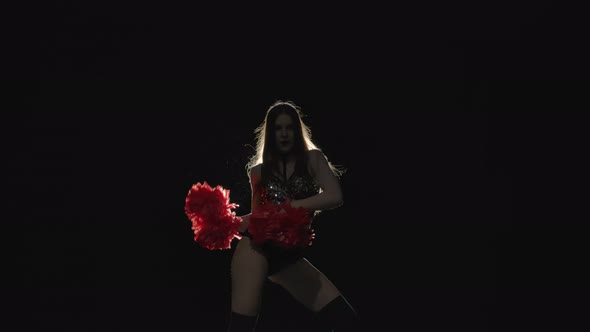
[290,150,343,211]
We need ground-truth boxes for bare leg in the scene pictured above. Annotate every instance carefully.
[268,258,341,312]
[227,237,268,331]
[268,258,357,330]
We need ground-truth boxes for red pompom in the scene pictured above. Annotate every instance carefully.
[184,181,241,250]
[249,201,314,249]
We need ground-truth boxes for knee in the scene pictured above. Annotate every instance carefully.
[226,311,259,332]
[231,302,261,317]
[315,296,358,331]
[231,289,264,316]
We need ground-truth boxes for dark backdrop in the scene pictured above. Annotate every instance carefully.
[10,1,588,332]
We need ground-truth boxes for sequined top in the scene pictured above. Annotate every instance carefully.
[258,171,320,206]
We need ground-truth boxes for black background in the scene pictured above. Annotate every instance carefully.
[9,1,588,331]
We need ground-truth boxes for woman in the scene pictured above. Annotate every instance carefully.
[228,101,358,331]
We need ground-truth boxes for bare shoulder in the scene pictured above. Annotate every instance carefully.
[307,149,325,162]
[248,164,262,183]
[306,149,326,175]
[307,150,326,168]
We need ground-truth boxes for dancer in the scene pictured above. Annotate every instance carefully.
[227,100,358,331]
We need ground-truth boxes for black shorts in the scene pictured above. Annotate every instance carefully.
[239,230,307,276]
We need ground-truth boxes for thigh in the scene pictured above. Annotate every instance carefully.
[268,258,342,313]
[230,237,269,315]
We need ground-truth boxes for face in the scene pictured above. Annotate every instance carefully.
[274,113,295,154]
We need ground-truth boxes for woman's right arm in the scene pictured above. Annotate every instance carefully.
[238,164,262,232]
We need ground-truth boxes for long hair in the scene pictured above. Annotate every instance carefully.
[245,100,344,178]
